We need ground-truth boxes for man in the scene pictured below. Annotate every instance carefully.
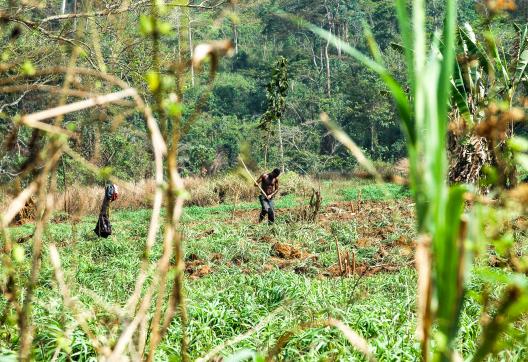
[255,168,281,223]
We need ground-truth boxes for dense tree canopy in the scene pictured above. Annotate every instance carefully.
[1,0,526,182]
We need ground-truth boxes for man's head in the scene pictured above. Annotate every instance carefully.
[271,168,281,178]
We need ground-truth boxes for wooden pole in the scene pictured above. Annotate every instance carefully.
[238,156,268,198]
[61,156,68,215]
[346,251,351,276]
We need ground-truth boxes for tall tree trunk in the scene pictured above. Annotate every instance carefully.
[311,45,319,70]
[233,23,239,55]
[264,131,270,169]
[337,25,342,57]
[188,13,194,87]
[177,12,182,63]
[324,1,333,97]
[278,118,285,173]
[325,34,331,97]
[320,44,324,73]
[370,121,378,154]
[61,156,68,215]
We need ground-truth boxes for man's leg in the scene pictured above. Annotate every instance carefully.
[258,196,268,223]
[267,199,275,223]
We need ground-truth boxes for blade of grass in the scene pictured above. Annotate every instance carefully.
[395,0,415,93]
[320,113,382,182]
[433,185,467,361]
[438,0,458,140]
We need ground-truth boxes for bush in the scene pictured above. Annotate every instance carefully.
[279,172,315,196]
[184,177,220,207]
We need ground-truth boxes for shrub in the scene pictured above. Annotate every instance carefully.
[184,177,219,207]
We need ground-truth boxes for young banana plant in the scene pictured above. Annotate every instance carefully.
[453,22,528,126]
[450,22,528,185]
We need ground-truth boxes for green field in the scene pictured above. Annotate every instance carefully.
[2,180,526,361]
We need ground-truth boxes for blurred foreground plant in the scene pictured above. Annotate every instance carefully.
[301,0,528,361]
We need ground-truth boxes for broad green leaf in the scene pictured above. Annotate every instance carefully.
[485,29,510,86]
[508,136,528,152]
[146,71,160,92]
[459,25,492,74]
[157,21,172,35]
[513,48,528,88]
[139,15,154,36]
[515,153,528,170]
[395,0,415,93]
[434,184,467,354]
[363,23,384,66]
[437,0,457,140]
[451,79,472,124]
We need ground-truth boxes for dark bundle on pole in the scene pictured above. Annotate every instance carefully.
[94,184,118,238]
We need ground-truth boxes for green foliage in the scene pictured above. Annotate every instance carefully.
[340,184,411,201]
[259,56,289,132]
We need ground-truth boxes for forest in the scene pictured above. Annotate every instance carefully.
[1,0,528,361]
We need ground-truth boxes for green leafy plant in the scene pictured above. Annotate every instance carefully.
[450,21,528,185]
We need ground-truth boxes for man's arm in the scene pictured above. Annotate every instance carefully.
[254,175,263,187]
[268,179,279,199]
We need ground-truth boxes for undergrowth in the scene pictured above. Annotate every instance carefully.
[1,180,526,360]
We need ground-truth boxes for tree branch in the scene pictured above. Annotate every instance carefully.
[32,0,226,24]
[0,90,30,113]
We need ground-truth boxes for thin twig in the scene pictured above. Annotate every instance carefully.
[21,88,137,124]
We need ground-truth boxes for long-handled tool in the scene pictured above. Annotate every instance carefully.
[238,156,269,199]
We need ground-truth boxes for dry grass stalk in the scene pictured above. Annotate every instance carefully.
[19,144,64,360]
[22,89,137,124]
[321,112,383,183]
[335,238,343,274]
[1,65,172,360]
[1,180,38,228]
[1,11,236,360]
[415,235,432,361]
[343,251,350,276]
[326,318,375,360]
[352,251,356,275]
[239,156,267,197]
[266,318,376,362]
